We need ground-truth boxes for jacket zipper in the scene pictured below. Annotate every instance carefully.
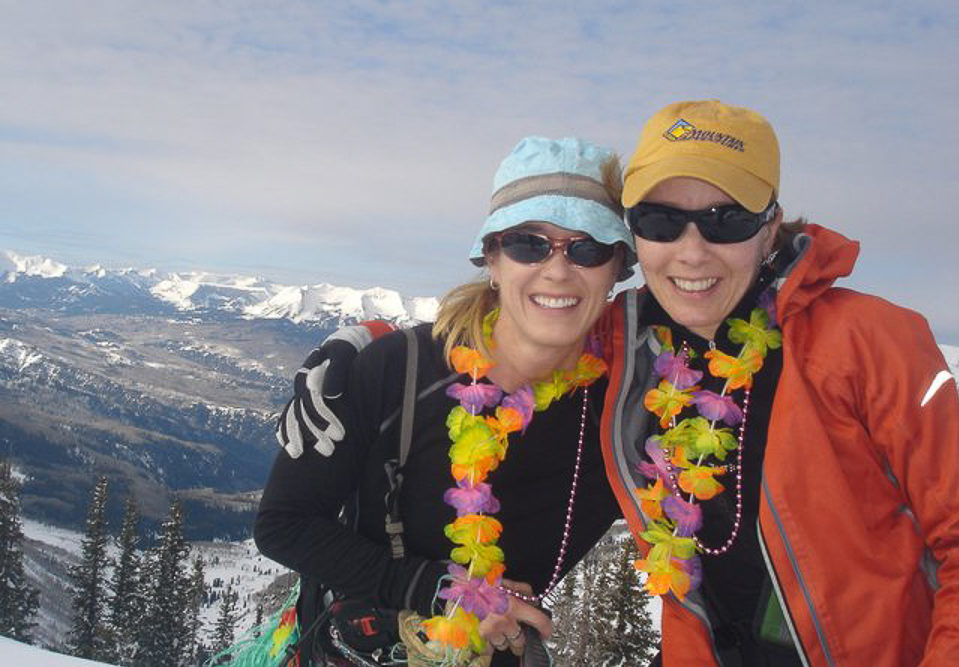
[757,517,812,667]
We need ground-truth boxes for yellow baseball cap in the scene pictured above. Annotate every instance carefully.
[622,100,780,213]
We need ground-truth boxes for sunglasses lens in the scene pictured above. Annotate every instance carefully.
[626,205,687,242]
[628,204,769,244]
[499,232,552,263]
[702,208,764,243]
[498,232,616,267]
[567,239,615,267]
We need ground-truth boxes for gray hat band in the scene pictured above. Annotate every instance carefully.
[488,172,619,217]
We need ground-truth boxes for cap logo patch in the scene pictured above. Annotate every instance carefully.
[663,118,745,153]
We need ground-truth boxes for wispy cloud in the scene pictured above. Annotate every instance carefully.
[1,1,957,339]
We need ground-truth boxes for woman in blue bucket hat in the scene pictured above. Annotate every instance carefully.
[257,136,636,666]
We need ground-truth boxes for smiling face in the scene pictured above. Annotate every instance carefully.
[634,177,780,340]
[487,221,619,367]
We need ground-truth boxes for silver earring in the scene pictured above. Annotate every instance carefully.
[489,277,499,291]
[761,249,779,268]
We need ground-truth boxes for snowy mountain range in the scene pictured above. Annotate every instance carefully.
[0,249,438,324]
[0,249,440,543]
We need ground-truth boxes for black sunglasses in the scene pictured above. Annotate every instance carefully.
[626,201,778,244]
[488,231,617,268]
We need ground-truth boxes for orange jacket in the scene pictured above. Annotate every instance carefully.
[598,225,959,666]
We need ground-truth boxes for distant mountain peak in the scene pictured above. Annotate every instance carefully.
[2,249,69,281]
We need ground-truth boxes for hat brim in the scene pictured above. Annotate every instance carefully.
[622,154,775,212]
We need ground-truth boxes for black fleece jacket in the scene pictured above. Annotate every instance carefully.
[255,324,621,664]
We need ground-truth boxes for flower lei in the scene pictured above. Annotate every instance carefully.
[633,290,781,601]
[420,309,607,661]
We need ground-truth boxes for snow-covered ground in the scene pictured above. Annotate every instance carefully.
[22,520,90,558]
[0,637,110,666]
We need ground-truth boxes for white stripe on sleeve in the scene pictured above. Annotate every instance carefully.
[921,370,956,407]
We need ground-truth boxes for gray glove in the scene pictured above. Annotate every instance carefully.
[275,323,391,457]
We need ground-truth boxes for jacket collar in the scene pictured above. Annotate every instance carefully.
[776,224,860,324]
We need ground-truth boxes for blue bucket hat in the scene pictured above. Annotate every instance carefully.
[468,136,637,280]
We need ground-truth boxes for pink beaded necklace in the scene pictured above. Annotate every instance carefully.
[634,300,781,601]
[506,385,590,604]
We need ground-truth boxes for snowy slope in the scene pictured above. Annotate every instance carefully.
[0,637,110,666]
[21,520,290,654]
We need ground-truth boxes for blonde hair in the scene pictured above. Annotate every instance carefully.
[432,279,499,364]
[432,154,625,367]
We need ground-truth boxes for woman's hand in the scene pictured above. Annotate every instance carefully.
[478,579,551,656]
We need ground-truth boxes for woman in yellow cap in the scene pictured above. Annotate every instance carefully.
[601,99,959,666]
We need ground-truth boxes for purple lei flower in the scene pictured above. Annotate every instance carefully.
[662,495,703,537]
[437,563,509,619]
[635,437,678,492]
[675,554,703,591]
[653,351,702,390]
[692,390,744,425]
[443,478,501,516]
[758,287,778,327]
[501,385,534,432]
[446,382,502,413]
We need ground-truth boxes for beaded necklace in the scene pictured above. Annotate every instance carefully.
[634,289,781,601]
[421,309,607,661]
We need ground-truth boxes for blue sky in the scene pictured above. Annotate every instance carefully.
[2,1,958,341]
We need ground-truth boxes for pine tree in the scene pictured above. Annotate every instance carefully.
[137,500,193,666]
[576,548,604,664]
[0,458,39,641]
[595,536,659,666]
[547,552,593,664]
[253,603,263,638]
[209,585,239,664]
[590,539,622,663]
[611,535,659,665]
[184,555,207,666]
[107,496,143,666]
[546,566,579,663]
[67,476,112,660]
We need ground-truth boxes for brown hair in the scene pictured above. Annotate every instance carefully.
[432,155,625,366]
[773,216,808,252]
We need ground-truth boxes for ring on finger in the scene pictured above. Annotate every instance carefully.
[507,628,524,643]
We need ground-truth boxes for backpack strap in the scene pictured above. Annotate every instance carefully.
[384,327,418,560]
[399,327,418,470]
